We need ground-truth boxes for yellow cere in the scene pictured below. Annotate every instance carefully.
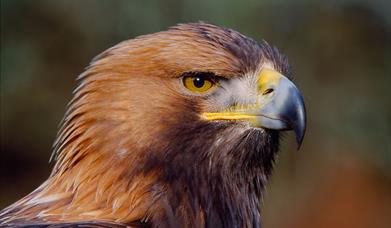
[258,68,282,93]
[183,76,215,93]
[201,69,284,124]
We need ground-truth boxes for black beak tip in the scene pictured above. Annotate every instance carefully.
[295,130,305,150]
[293,90,306,150]
[293,117,306,150]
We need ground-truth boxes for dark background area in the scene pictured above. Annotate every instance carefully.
[1,0,390,227]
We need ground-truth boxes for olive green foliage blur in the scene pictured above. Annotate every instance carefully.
[1,1,390,227]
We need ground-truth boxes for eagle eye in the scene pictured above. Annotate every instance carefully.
[182,72,218,93]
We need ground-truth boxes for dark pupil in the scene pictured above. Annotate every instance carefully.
[193,77,205,88]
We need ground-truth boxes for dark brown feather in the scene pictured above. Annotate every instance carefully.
[0,23,290,227]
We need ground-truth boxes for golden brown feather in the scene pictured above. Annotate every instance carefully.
[0,23,306,227]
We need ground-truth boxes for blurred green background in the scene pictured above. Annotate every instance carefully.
[1,0,390,227]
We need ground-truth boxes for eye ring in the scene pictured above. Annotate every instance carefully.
[182,72,218,93]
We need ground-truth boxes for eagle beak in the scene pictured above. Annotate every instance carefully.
[255,68,306,149]
[202,68,306,149]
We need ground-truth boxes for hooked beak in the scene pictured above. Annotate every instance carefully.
[255,68,306,149]
[202,68,307,149]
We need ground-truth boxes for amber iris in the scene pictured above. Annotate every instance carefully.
[183,75,216,93]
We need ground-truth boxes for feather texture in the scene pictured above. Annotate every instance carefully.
[0,23,290,227]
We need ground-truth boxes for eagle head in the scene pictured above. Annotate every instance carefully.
[1,23,306,227]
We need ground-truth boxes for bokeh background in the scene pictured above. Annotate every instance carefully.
[1,0,390,227]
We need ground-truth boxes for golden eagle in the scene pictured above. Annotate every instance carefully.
[0,23,306,227]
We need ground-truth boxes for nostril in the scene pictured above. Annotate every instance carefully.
[263,88,274,95]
